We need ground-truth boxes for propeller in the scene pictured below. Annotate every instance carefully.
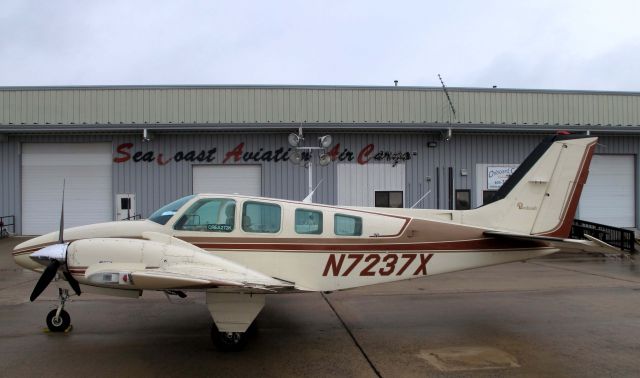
[29,260,60,302]
[28,180,81,301]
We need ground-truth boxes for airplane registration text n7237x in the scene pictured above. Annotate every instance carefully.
[13,134,620,352]
[322,253,433,277]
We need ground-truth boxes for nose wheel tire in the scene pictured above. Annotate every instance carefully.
[46,309,71,332]
[210,323,249,352]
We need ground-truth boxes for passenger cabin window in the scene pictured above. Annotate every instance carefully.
[295,209,323,235]
[334,214,362,236]
[174,198,236,232]
[242,202,281,233]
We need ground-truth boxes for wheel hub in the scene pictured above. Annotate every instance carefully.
[51,316,63,327]
[222,332,242,344]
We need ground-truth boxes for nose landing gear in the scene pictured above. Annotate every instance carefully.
[46,288,72,332]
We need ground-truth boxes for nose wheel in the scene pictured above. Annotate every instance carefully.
[46,309,71,332]
[45,288,72,332]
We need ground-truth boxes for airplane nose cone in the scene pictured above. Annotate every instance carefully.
[29,243,69,265]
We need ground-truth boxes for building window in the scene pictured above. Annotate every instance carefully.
[174,198,236,232]
[375,191,403,208]
[483,190,498,205]
[334,214,362,236]
[295,209,323,235]
[455,189,471,210]
[242,201,281,233]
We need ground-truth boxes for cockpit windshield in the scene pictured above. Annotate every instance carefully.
[148,195,195,225]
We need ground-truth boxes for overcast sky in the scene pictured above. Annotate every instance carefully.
[1,0,638,91]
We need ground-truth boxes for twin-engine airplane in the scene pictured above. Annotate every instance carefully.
[13,134,616,351]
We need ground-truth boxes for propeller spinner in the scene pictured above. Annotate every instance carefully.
[28,180,81,301]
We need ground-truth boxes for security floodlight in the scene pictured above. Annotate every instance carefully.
[288,133,301,147]
[318,153,331,166]
[290,150,302,164]
[318,135,332,148]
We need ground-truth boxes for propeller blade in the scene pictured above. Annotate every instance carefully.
[62,270,81,296]
[59,179,65,244]
[30,260,60,302]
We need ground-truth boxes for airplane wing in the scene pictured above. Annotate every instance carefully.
[484,230,621,254]
[81,233,296,292]
[133,264,294,291]
[85,262,294,292]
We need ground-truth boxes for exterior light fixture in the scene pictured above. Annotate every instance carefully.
[286,128,333,203]
[318,135,332,148]
[290,150,302,164]
[318,153,331,166]
[288,133,302,147]
[142,128,152,142]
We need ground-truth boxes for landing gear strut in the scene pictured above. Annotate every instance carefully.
[206,292,265,352]
[46,288,71,332]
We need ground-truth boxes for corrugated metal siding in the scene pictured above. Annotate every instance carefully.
[2,132,639,234]
[0,137,20,233]
[1,87,639,127]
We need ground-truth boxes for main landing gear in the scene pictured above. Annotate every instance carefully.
[46,288,72,332]
[207,292,265,352]
[210,323,252,352]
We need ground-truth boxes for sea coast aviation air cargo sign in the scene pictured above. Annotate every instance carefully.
[112,142,415,167]
[487,166,517,189]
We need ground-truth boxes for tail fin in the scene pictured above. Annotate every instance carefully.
[464,135,597,237]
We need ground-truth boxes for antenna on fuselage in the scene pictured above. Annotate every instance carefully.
[302,178,325,203]
[410,190,432,209]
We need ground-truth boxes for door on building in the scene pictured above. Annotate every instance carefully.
[21,143,113,235]
[578,155,636,227]
[115,194,136,220]
[193,165,262,196]
[337,163,405,207]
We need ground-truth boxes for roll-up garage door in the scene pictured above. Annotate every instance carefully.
[577,155,635,227]
[193,165,262,196]
[22,143,113,235]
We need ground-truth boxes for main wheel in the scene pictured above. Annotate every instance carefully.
[210,323,248,352]
[46,309,71,332]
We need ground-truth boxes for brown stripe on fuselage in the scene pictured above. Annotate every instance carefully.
[192,238,546,252]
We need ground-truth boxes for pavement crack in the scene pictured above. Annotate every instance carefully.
[321,293,382,378]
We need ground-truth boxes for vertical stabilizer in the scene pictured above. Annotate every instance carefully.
[463,135,597,237]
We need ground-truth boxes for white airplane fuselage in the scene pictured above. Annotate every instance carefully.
[13,196,557,294]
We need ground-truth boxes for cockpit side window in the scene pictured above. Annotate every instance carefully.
[174,198,236,232]
[148,195,195,225]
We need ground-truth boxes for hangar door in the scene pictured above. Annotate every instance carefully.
[22,143,113,235]
[578,155,635,227]
[193,165,262,196]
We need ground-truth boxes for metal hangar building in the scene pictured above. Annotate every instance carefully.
[0,85,639,235]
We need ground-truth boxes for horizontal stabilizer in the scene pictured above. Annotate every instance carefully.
[484,230,620,254]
